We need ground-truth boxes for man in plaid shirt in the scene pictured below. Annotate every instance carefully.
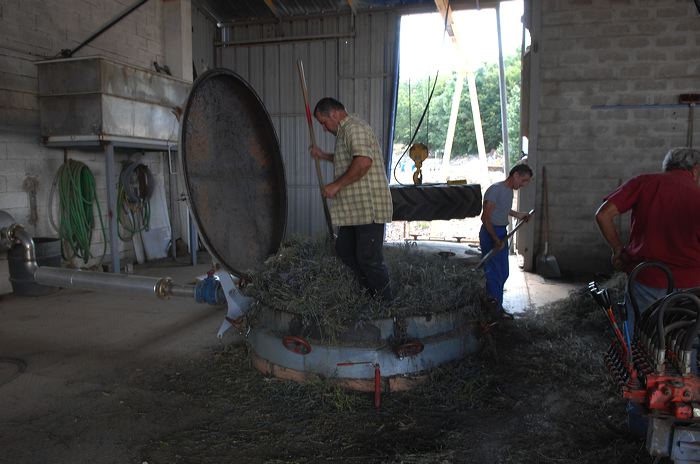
[310,97,393,302]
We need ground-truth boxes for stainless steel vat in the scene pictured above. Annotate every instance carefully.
[37,56,190,142]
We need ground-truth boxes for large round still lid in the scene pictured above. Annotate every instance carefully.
[180,68,287,276]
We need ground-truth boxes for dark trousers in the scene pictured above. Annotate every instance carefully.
[336,223,392,302]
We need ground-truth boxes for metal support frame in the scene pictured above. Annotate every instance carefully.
[189,210,198,266]
[496,2,510,176]
[104,143,120,273]
[216,32,355,47]
[434,0,488,186]
[518,0,541,271]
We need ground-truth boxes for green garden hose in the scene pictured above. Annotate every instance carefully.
[49,160,107,264]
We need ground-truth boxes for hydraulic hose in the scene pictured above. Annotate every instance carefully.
[50,160,107,264]
[640,300,689,342]
[655,293,700,354]
[681,293,700,351]
[663,320,694,338]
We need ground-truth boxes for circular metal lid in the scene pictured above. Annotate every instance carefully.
[179,68,287,276]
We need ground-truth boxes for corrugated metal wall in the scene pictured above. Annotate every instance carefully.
[218,12,400,238]
[192,5,217,77]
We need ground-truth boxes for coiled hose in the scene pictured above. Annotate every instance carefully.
[49,160,107,264]
[627,261,674,324]
[117,161,153,241]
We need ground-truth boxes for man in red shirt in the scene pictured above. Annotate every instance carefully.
[596,147,700,308]
[595,147,700,437]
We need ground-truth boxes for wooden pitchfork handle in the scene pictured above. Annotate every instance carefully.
[476,209,535,269]
[297,59,335,241]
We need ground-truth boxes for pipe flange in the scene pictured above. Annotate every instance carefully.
[8,223,26,237]
[1,222,26,251]
[0,228,12,251]
[156,277,174,299]
[0,210,19,251]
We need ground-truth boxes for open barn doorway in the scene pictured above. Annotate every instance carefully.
[386,1,528,251]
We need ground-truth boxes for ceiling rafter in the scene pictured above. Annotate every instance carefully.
[433,0,455,38]
[263,0,282,19]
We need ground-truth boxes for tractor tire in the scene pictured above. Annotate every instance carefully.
[390,184,482,221]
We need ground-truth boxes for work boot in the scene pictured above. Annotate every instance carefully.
[500,308,515,320]
[482,296,501,321]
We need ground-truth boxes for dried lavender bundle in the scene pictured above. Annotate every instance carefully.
[243,237,486,336]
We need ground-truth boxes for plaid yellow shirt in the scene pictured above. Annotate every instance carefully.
[331,114,393,226]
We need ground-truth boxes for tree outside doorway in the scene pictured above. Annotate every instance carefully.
[388,2,526,244]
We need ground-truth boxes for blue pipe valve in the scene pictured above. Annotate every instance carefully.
[195,273,225,305]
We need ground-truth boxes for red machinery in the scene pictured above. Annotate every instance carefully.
[594,262,700,463]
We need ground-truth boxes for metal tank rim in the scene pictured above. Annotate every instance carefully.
[249,304,482,342]
[246,305,483,389]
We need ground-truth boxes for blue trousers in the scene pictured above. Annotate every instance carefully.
[623,280,674,335]
[479,225,509,307]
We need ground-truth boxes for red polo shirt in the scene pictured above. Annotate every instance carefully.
[605,169,700,288]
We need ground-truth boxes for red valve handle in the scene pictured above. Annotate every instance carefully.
[282,335,312,355]
[394,341,424,358]
[225,316,245,326]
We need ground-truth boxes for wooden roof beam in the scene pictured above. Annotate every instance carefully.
[434,0,455,37]
[263,0,281,19]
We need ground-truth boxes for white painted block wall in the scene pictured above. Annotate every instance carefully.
[0,0,169,294]
[535,0,700,275]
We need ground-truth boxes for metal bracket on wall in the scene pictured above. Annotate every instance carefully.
[592,96,700,148]
[679,94,700,147]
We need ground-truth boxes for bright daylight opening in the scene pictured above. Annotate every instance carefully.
[387,1,526,244]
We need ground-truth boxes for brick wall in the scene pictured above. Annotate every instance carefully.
[0,0,169,294]
[1,0,165,126]
[535,0,700,275]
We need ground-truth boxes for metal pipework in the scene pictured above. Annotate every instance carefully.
[0,210,223,304]
[0,220,39,286]
[34,266,195,300]
[9,225,37,262]
[8,224,39,283]
[0,210,19,250]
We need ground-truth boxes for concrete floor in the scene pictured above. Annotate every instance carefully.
[0,246,580,462]
[0,256,241,427]
[504,256,581,314]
